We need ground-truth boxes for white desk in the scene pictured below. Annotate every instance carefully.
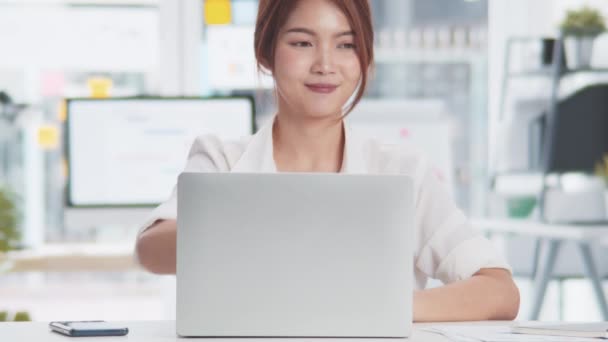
[0,320,516,342]
[473,218,608,320]
[0,243,137,273]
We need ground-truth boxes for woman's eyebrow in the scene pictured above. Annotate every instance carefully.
[283,27,355,38]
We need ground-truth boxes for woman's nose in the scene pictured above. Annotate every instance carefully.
[311,47,336,75]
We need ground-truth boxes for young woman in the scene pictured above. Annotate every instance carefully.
[136,0,520,322]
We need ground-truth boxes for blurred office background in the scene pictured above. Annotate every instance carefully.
[1,0,608,322]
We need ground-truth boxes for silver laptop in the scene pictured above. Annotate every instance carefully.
[176,173,414,337]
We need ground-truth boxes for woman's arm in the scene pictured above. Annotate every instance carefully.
[137,224,520,320]
[136,219,177,274]
[413,268,520,322]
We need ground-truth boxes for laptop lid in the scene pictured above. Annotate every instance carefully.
[177,173,414,337]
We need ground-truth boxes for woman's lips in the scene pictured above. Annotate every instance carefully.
[306,83,338,94]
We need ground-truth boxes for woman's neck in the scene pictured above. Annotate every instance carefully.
[272,112,345,173]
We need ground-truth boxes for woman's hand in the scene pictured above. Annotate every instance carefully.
[135,219,177,274]
[413,268,520,322]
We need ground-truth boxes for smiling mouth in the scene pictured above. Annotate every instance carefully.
[305,84,338,94]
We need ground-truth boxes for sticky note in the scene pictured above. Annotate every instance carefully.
[58,100,67,122]
[62,158,68,179]
[87,77,112,98]
[205,0,231,25]
[41,71,66,97]
[37,125,59,150]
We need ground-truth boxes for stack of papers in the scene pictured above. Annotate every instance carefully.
[512,323,608,338]
[422,325,603,342]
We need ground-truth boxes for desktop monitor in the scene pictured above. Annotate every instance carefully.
[63,97,254,229]
[347,99,454,191]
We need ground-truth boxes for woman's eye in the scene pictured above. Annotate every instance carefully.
[290,41,312,47]
[338,43,356,49]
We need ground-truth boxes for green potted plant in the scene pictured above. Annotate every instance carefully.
[595,154,608,218]
[560,6,607,69]
[0,187,29,321]
[12,311,31,322]
[0,187,19,254]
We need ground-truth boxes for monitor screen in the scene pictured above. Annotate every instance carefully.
[347,99,454,192]
[66,97,254,207]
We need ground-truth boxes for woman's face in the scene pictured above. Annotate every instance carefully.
[272,0,361,120]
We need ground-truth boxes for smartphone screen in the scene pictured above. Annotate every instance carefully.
[50,321,129,337]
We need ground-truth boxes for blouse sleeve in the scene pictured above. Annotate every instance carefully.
[413,159,512,284]
[136,135,229,236]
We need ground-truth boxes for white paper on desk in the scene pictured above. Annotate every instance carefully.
[422,325,603,342]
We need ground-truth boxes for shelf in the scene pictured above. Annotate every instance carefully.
[563,68,608,75]
[507,68,608,78]
[508,70,554,77]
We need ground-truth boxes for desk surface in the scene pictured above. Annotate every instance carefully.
[0,243,137,273]
[0,320,516,342]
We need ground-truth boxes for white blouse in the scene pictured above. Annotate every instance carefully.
[138,117,511,289]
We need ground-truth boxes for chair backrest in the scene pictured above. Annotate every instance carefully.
[546,84,608,173]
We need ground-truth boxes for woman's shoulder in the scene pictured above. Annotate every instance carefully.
[186,134,251,172]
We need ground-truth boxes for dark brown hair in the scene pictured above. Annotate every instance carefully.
[254,0,374,115]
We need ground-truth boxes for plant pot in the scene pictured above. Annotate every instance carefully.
[507,196,537,218]
[570,35,596,69]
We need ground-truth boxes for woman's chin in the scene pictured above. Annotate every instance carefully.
[298,102,345,119]
[301,109,344,120]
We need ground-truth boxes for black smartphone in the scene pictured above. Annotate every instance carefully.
[49,321,129,337]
